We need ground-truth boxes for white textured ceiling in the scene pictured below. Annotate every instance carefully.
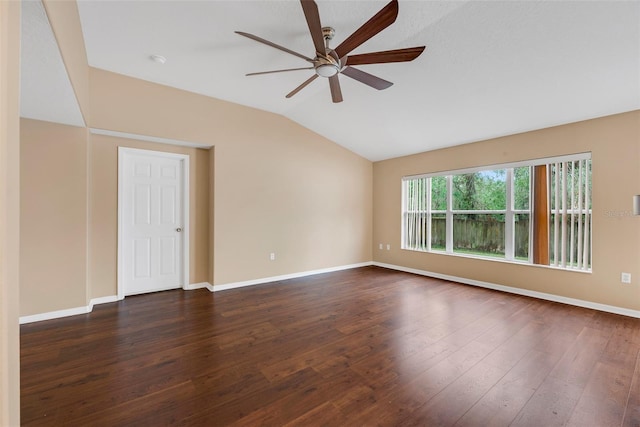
[25,1,640,161]
[20,0,85,127]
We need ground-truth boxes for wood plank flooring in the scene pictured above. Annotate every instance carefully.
[21,266,640,426]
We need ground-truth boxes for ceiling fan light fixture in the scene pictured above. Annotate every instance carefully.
[315,63,339,77]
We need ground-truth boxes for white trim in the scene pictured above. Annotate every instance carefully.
[373,262,640,319]
[117,148,125,300]
[19,306,91,324]
[90,295,118,306]
[403,152,592,180]
[445,175,453,252]
[86,128,92,313]
[401,156,593,272]
[183,282,214,292]
[19,295,120,324]
[400,247,591,273]
[23,262,361,322]
[505,168,514,260]
[22,263,370,322]
[117,147,190,299]
[91,128,212,149]
[212,262,374,292]
[21,263,639,324]
[19,282,204,324]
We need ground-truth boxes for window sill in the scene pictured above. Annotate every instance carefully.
[402,247,592,274]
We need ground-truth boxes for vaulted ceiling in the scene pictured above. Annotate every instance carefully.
[20,0,640,161]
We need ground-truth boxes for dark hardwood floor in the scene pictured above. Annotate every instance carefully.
[21,266,640,426]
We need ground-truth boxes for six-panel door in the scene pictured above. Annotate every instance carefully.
[121,150,185,296]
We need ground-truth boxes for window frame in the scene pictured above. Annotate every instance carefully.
[401,152,592,271]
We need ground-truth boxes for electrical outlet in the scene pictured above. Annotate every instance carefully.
[270,252,276,261]
[386,244,391,250]
[621,272,631,284]
[379,243,383,250]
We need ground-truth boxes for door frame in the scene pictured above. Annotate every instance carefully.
[117,147,190,300]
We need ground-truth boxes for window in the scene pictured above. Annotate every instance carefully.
[402,153,592,271]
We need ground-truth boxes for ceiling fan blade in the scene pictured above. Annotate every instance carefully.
[246,67,314,76]
[341,66,393,90]
[334,0,399,59]
[329,75,343,103]
[300,0,326,57]
[346,46,426,66]
[286,74,319,98]
[235,31,314,63]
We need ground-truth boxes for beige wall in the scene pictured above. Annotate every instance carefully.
[20,68,371,315]
[373,111,640,311]
[213,114,372,284]
[0,0,21,424]
[19,118,212,309]
[19,68,372,313]
[89,68,373,285]
[20,119,88,315]
[89,134,210,298]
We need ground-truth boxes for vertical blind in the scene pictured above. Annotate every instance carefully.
[403,177,429,251]
[549,159,591,271]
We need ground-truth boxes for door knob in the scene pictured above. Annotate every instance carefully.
[176,228,182,232]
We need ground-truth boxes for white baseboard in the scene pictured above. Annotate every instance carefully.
[212,262,374,292]
[183,282,214,292]
[19,305,92,324]
[19,263,640,323]
[20,262,373,323]
[373,262,640,319]
[89,295,119,307]
[19,282,212,324]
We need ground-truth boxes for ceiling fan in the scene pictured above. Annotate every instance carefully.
[236,0,425,103]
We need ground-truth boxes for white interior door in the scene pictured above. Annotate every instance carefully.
[119,148,189,297]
